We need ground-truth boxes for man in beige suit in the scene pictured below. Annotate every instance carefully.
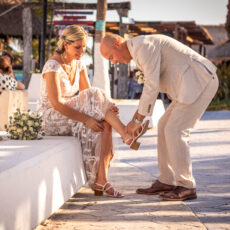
[100,34,218,201]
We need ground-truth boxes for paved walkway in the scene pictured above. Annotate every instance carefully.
[35,111,230,230]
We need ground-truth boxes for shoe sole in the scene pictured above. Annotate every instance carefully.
[162,194,197,201]
[136,190,173,195]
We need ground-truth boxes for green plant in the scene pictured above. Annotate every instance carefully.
[213,62,230,101]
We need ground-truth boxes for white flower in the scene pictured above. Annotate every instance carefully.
[27,120,34,127]
[21,115,27,120]
[135,70,144,84]
[17,128,22,133]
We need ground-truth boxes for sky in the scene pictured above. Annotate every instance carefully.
[69,0,228,25]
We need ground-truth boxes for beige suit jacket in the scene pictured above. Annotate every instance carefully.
[126,35,217,116]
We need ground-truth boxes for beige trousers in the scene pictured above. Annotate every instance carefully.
[157,74,219,188]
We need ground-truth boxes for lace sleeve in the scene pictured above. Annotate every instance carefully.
[42,60,61,77]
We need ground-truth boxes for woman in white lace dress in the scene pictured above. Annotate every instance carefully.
[37,25,149,198]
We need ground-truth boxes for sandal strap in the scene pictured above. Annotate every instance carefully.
[104,185,113,192]
[94,182,106,191]
[102,181,110,190]
[95,182,123,197]
[95,182,110,191]
[123,137,133,144]
[105,186,120,197]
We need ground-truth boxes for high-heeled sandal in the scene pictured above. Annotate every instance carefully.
[92,182,124,198]
[124,120,150,150]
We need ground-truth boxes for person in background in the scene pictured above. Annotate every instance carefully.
[0,57,25,95]
[1,51,16,79]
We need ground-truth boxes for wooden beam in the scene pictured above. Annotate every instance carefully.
[22,2,131,10]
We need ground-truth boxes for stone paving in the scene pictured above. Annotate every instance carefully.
[35,111,230,230]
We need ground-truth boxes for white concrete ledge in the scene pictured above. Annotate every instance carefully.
[0,136,86,230]
[115,99,165,128]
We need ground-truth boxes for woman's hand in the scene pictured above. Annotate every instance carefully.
[85,117,104,132]
[110,103,119,115]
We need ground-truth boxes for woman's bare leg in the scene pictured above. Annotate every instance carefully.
[104,109,128,140]
[96,121,113,184]
[94,120,123,196]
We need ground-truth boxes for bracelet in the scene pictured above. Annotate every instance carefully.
[133,117,143,124]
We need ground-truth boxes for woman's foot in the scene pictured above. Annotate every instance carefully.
[123,120,150,150]
[92,181,124,198]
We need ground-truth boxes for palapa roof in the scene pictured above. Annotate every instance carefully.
[0,0,213,46]
[105,21,214,45]
[0,0,23,4]
[0,3,41,38]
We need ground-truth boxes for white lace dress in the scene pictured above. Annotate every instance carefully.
[37,59,114,186]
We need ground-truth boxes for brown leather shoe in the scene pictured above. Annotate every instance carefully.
[161,186,197,201]
[136,180,176,195]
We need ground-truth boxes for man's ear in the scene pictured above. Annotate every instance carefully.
[113,40,121,47]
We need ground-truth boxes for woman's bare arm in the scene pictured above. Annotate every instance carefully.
[16,81,25,90]
[79,68,91,92]
[45,71,104,132]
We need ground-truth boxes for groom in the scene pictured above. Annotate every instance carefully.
[100,33,218,201]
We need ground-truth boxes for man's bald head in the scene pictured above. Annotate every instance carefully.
[100,33,132,65]
[100,34,124,56]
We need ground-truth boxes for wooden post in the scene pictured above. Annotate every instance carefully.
[92,0,111,96]
[173,24,179,40]
[40,0,47,71]
[225,0,230,39]
[22,7,32,89]
[117,8,129,99]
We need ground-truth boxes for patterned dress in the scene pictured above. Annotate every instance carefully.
[37,59,114,186]
[0,73,17,95]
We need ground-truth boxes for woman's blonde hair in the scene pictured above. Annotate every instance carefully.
[56,25,88,54]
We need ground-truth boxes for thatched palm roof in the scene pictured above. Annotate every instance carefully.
[0,4,41,38]
[0,0,23,4]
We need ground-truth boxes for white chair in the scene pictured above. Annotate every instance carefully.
[28,73,42,111]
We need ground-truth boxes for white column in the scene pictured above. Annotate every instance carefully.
[92,43,111,97]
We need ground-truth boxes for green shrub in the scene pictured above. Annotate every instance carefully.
[214,62,230,101]
[207,61,230,110]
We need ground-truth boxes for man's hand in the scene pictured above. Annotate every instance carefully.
[126,120,142,139]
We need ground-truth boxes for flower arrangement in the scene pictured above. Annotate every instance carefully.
[4,108,45,140]
[135,70,144,84]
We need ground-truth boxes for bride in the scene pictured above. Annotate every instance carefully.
[37,25,148,198]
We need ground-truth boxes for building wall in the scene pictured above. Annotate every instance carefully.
[192,24,228,60]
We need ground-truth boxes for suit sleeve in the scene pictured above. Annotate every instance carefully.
[137,42,161,116]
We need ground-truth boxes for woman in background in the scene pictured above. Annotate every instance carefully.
[0,57,25,95]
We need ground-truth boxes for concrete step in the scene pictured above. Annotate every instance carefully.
[0,136,86,230]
